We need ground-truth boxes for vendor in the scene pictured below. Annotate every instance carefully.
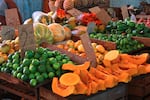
[0,0,49,25]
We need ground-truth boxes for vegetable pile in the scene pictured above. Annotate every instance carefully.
[0,47,73,87]
[105,19,150,37]
[90,33,144,53]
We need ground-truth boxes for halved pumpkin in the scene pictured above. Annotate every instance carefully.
[52,77,75,97]
[62,61,90,71]
[59,73,80,86]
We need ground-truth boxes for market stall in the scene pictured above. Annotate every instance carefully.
[0,0,150,100]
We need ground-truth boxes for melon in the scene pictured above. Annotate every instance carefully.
[48,23,65,42]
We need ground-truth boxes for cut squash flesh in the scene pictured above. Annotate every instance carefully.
[59,73,80,86]
[52,77,75,97]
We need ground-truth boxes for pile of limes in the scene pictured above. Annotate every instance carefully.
[0,47,73,87]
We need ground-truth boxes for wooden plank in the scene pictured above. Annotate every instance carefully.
[40,87,66,100]
[67,8,82,18]
[71,35,117,50]
[18,24,36,57]
[42,43,88,64]
[89,6,111,25]
[132,36,150,47]
[80,33,97,67]
[1,26,15,40]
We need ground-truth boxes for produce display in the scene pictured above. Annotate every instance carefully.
[1,4,150,99]
[89,33,144,53]
[56,40,107,64]
[105,19,150,37]
[52,50,150,97]
[0,47,73,87]
[0,37,19,64]
[137,18,150,28]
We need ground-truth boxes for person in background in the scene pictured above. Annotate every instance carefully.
[128,5,137,22]
[0,0,50,25]
[0,0,21,25]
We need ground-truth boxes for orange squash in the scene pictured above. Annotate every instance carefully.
[52,77,75,97]
[62,61,90,71]
[74,81,88,95]
[59,73,80,86]
[120,53,149,65]
[104,50,119,61]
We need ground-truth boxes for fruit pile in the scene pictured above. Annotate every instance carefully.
[0,47,73,87]
[56,40,108,64]
[89,33,144,53]
[0,37,19,64]
[137,18,150,28]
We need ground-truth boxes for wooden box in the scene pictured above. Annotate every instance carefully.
[128,74,150,99]
[40,83,128,100]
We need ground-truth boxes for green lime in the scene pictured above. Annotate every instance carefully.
[67,61,74,64]
[17,73,22,79]
[36,47,44,55]
[56,69,62,77]
[36,75,44,83]
[12,53,19,60]
[46,65,55,73]
[22,58,31,66]
[6,62,13,68]
[8,53,13,60]
[29,64,37,73]
[12,71,18,77]
[30,79,37,87]
[34,52,41,59]
[38,65,46,73]
[47,51,53,57]
[31,59,40,66]
[25,50,34,59]
[35,72,40,77]
[12,59,20,64]
[62,59,68,64]
[29,73,35,79]
[48,72,55,78]
[17,67,23,73]
[12,63,19,70]
[1,67,4,72]
[52,63,61,70]
[56,55,62,61]
[49,57,57,64]
[42,52,48,59]
[21,74,28,81]
[41,72,48,79]
[23,67,30,74]
[4,67,11,73]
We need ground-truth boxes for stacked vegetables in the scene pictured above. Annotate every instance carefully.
[52,50,150,97]
[90,33,144,53]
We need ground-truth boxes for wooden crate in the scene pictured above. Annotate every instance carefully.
[0,72,52,100]
[40,83,127,100]
[128,74,150,99]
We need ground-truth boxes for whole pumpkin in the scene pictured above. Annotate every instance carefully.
[48,23,65,42]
